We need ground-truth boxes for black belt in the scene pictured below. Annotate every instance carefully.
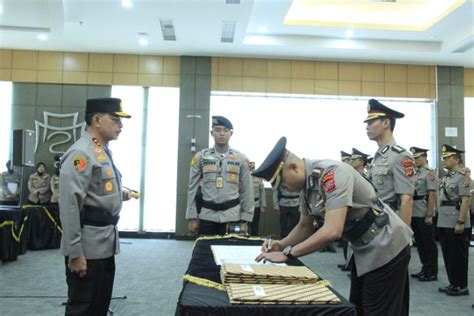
[201,198,240,211]
[413,195,426,201]
[343,208,389,242]
[82,205,120,227]
[440,201,456,206]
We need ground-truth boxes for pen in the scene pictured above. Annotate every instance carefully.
[267,236,272,250]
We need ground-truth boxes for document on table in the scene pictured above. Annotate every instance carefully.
[211,245,287,266]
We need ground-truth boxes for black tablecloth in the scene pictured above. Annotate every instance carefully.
[0,208,28,261]
[175,236,356,316]
[24,205,62,250]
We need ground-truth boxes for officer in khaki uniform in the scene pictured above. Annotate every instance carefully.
[249,161,266,236]
[27,162,51,204]
[409,147,438,282]
[60,98,134,315]
[437,144,472,296]
[50,155,61,204]
[254,137,413,316]
[186,116,254,236]
[1,160,21,203]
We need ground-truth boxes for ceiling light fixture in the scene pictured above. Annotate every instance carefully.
[122,0,133,8]
[138,33,149,46]
[257,26,267,33]
[345,29,353,38]
[37,34,48,41]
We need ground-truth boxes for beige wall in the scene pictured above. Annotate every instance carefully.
[0,49,180,87]
[465,68,474,97]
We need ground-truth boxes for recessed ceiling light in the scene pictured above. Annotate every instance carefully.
[138,33,149,46]
[257,26,267,33]
[122,0,133,8]
[345,29,353,38]
[37,34,48,41]
[0,4,3,15]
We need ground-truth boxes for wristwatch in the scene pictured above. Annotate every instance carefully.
[456,220,465,225]
[282,246,296,260]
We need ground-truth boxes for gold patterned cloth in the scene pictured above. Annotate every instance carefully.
[221,263,320,284]
[227,283,341,305]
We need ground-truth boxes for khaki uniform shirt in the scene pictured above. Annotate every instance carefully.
[59,131,123,260]
[1,171,21,201]
[300,159,413,277]
[50,174,60,203]
[185,147,254,223]
[272,188,301,210]
[437,170,472,228]
[412,165,438,218]
[27,172,51,203]
[252,177,266,208]
[369,139,415,209]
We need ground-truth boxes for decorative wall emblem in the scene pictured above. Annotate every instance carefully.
[35,112,86,154]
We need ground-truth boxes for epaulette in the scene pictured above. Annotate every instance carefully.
[381,145,390,154]
[391,145,406,153]
[426,167,434,171]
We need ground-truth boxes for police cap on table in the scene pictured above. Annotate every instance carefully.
[252,137,288,188]
[86,98,131,118]
[364,99,404,122]
[410,146,429,158]
[212,116,233,130]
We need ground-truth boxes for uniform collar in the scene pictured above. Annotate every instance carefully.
[376,138,396,158]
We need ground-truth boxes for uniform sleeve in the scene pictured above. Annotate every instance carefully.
[59,149,93,259]
[259,181,266,208]
[323,166,354,212]
[426,170,438,191]
[185,152,202,219]
[238,155,254,222]
[458,174,472,197]
[392,154,415,195]
[38,174,51,194]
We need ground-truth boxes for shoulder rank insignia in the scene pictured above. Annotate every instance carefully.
[312,168,322,178]
[322,170,336,193]
[381,145,390,154]
[428,170,436,181]
[73,156,87,172]
[392,145,406,153]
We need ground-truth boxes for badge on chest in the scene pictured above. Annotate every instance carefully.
[216,176,224,188]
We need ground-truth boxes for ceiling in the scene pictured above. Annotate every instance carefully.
[0,0,473,67]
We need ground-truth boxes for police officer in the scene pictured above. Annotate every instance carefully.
[273,187,301,239]
[409,146,438,282]
[365,99,415,226]
[27,162,51,204]
[249,161,266,236]
[253,137,413,315]
[60,97,133,315]
[1,160,21,203]
[437,144,471,296]
[340,150,351,165]
[50,155,61,204]
[186,116,254,236]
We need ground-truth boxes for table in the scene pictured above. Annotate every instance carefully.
[23,205,62,250]
[0,208,28,263]
[175,236,356,316]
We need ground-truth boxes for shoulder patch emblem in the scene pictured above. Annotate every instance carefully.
[322,170,336,193]
[401,158,415,177]
[428,170,436,181]
[392,145,406,153]
[73,156,87,172]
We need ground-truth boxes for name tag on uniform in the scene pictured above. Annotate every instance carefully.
[216,176,224,188]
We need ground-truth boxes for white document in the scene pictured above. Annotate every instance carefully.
[210,245,286,266]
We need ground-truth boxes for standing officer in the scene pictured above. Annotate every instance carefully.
[437,144,471,296]
[253,137,413,315]
[350,148,371,177]
[1,160,21,203]
[273,187,301,239]
[249,160,266,236]
[27,162,51,205]
[186,116,254,236]
[50,155,61,204]
[409,146,438,282]
[60,98,133,315]
[365,98,415,226]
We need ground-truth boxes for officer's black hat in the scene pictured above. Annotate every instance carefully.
[441,144,464,159]
[410,146,429,158]
[340,151,351,162]
[364,99,404,122]
[351,148,370,163]
[252,137,288,188]
[212,116,233,130]
[86,98,131,118]
[367,157,373,165]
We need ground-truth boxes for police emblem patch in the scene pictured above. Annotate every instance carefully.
[97,154,107,161]
[73,156,87,172]
[322,170,336,193]
[401,158,415,177]
[104,180,113,192]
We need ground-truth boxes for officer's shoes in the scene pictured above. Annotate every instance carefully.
[438,284,453,293]
[410,271,424,278]
[418,274,437,282]
[445,287,469,296]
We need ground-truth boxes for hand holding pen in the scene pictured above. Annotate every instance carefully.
[261,235,282,253]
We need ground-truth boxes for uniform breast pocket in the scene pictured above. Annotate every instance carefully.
[373,167,390,187]
[202,165,217,182]
[93,167,117,196]
[226,165,240,183]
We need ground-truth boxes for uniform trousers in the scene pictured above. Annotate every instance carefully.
[411,217,438,275]
[250,207,261,236]
[279,205,300,238]
[350,246,410,316]
[198,219,229,236]
[438,227,470,288]
[64,256,115,316]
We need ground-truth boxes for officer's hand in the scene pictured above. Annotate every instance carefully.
[261,207,266,213]
[188,219,198,234]
[68,256,87,278]
[454,223,464,234]
[424,216,433,225]
[240,222,249,235]
[261,239,282,253]
[122,190,132,201]
[255,251,288,264]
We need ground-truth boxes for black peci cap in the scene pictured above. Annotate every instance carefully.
[364,99,404,122]
[410,146,429,158]
[212,116,233,130]
[252,137,288,188]
[86,98,131,118]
